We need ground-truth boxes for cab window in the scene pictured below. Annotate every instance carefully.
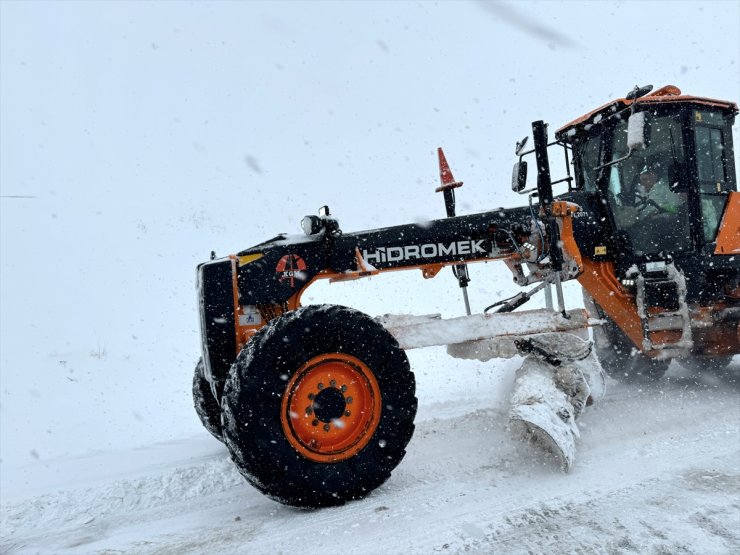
[694,110,731,242]
[577,134,602,192]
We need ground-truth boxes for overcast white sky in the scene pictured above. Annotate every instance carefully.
[1,1,738,466]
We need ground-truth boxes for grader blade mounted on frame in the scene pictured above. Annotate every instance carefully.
[193,85,739,507]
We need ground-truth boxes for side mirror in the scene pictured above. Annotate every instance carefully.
[597,112,650,171]
[512,161,528,192]
[626,112,649,151]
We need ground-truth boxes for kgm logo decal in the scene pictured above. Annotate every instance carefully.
[276,254,307,288]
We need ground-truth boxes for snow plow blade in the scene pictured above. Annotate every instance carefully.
[510,403,577,471]
[379,309,603,472]
[509,333,605,471]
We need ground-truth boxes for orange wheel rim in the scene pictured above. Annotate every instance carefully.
[281,353,381,463]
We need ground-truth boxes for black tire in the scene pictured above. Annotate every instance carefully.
[582,289,669,383]
[221,304,417,508]
[193,358,224,442]
[677,355,735,378]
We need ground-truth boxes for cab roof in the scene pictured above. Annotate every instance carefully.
[556,85,738,141]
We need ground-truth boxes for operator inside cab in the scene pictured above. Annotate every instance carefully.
[633,154,682,216]
[609,150,691,255]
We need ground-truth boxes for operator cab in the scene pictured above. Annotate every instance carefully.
[558,85,738,265]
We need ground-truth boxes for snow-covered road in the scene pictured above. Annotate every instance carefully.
[2,356,739,555]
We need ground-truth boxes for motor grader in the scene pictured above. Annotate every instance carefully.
[193,85,739,508]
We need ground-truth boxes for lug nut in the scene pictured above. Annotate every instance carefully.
[323,423,331,432]
[308,393,315,400]
[345,410,351,417]
[305,406,313,416]
[346,396,353,404]
[341,385,347,392]
[312,419,319,426]
[317,382,324,390]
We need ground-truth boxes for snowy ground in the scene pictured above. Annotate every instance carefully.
[2,350,738,555]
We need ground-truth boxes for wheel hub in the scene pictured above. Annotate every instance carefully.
[281,354,381,463]
[312,386,347,423]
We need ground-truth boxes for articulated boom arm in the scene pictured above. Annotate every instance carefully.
[235,204,548,316]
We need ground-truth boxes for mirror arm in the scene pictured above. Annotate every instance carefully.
[551,176,573,187]
[595,147,635,170]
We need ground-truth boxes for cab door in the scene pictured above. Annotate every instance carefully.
[691,109,738,250]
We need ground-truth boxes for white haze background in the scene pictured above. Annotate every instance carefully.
[1,0,738,477]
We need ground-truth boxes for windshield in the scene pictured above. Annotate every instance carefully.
[605,113,691,255]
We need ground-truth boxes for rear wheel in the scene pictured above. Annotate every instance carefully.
[221,304,417,508]
[193,358,224,442]
[678,355,735,380]
[582,290,669,383]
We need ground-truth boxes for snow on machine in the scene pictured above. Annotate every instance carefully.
[193,85,739,507]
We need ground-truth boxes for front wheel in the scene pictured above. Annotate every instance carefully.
[221,304,417,508]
